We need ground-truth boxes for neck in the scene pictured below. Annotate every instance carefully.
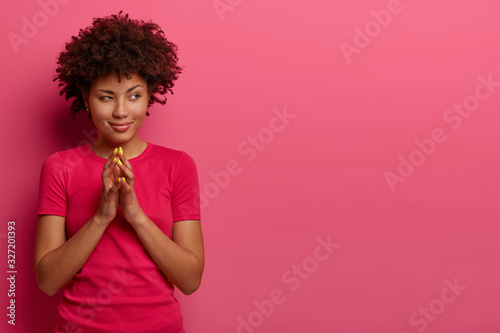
[91,135,147,159]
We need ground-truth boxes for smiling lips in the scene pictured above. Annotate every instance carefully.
[109,122,132,132]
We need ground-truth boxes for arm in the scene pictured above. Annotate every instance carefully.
[131,217,204,295]
[115,150,204,295]
[34,149,123,295]
[34,214,110,295]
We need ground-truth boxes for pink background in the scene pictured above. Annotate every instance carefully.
[1,0,499,332]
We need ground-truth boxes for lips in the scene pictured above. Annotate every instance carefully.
[109,122,132,132]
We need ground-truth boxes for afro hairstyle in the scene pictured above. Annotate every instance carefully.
[54,11,182,119]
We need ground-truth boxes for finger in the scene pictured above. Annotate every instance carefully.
[119,177,131,193]
[115,155,135,186]
[117,148,133,171]
[115,160,134,180]
[113,163,123,180]
[107,177,122,194]
[104,147,119,167]
[102,149,119,177]
[101,150,120,191]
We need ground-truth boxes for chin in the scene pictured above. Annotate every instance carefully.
[102,133,134,144]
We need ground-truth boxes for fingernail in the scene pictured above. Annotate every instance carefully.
[119,147,123,155]
[118,177,122,182]
[122,177,126,182]
[113,148,118,154]
[118,160,123,166]
[112,157,117,163]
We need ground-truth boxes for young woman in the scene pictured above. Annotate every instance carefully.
[34,12,204,332]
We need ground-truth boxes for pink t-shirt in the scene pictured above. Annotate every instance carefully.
[37,142,201,333]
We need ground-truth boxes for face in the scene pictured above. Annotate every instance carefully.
[85,72,149,146]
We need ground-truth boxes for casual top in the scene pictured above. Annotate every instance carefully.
[37,142,201,333]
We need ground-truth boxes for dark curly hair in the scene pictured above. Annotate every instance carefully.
[54,11,182,119]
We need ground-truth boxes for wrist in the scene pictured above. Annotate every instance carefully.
[92,213,112,226]
[129,210,149,229]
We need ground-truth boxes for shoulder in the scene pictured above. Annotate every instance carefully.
[43,150,63,164]
[41,144,91,170]
[41,149,66,170]
[148,143,197,166]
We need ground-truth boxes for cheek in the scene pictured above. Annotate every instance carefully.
[92,112,108,125]
[90,110,113,131]
[90,103,111,119]
[132,102,149,119]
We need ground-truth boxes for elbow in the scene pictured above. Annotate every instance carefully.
[36,273,59,296]
[34,264,59,296]
[179,277,202,296]
[178,259,204,295]
[180,286,199,296]
[36,276,59,296]
[40,285,58,296]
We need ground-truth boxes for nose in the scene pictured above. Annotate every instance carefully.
[113,100,129,118]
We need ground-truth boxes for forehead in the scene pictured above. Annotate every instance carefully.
[91,72,146,91]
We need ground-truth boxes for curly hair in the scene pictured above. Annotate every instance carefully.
[54,11,182,119]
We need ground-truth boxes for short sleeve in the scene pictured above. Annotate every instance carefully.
[171,152,201,222]
[37,152,68,217]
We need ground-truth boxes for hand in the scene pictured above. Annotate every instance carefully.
[115,148,145,225]
[95,149,122,225]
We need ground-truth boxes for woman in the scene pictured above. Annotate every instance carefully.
[34,12,204,333]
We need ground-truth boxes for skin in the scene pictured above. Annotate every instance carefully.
[34,72,205,296]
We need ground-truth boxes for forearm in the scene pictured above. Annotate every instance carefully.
[131,215,204,295]
[35,215,109,295]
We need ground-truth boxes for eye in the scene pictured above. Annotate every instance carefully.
[130,94,141,100]
[99,96,112,101]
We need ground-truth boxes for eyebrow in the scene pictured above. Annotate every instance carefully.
[96,84,143,95]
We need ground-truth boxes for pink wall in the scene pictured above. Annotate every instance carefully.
[1,0,499,332]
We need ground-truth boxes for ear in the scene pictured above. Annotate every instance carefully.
[81,91,90,110]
